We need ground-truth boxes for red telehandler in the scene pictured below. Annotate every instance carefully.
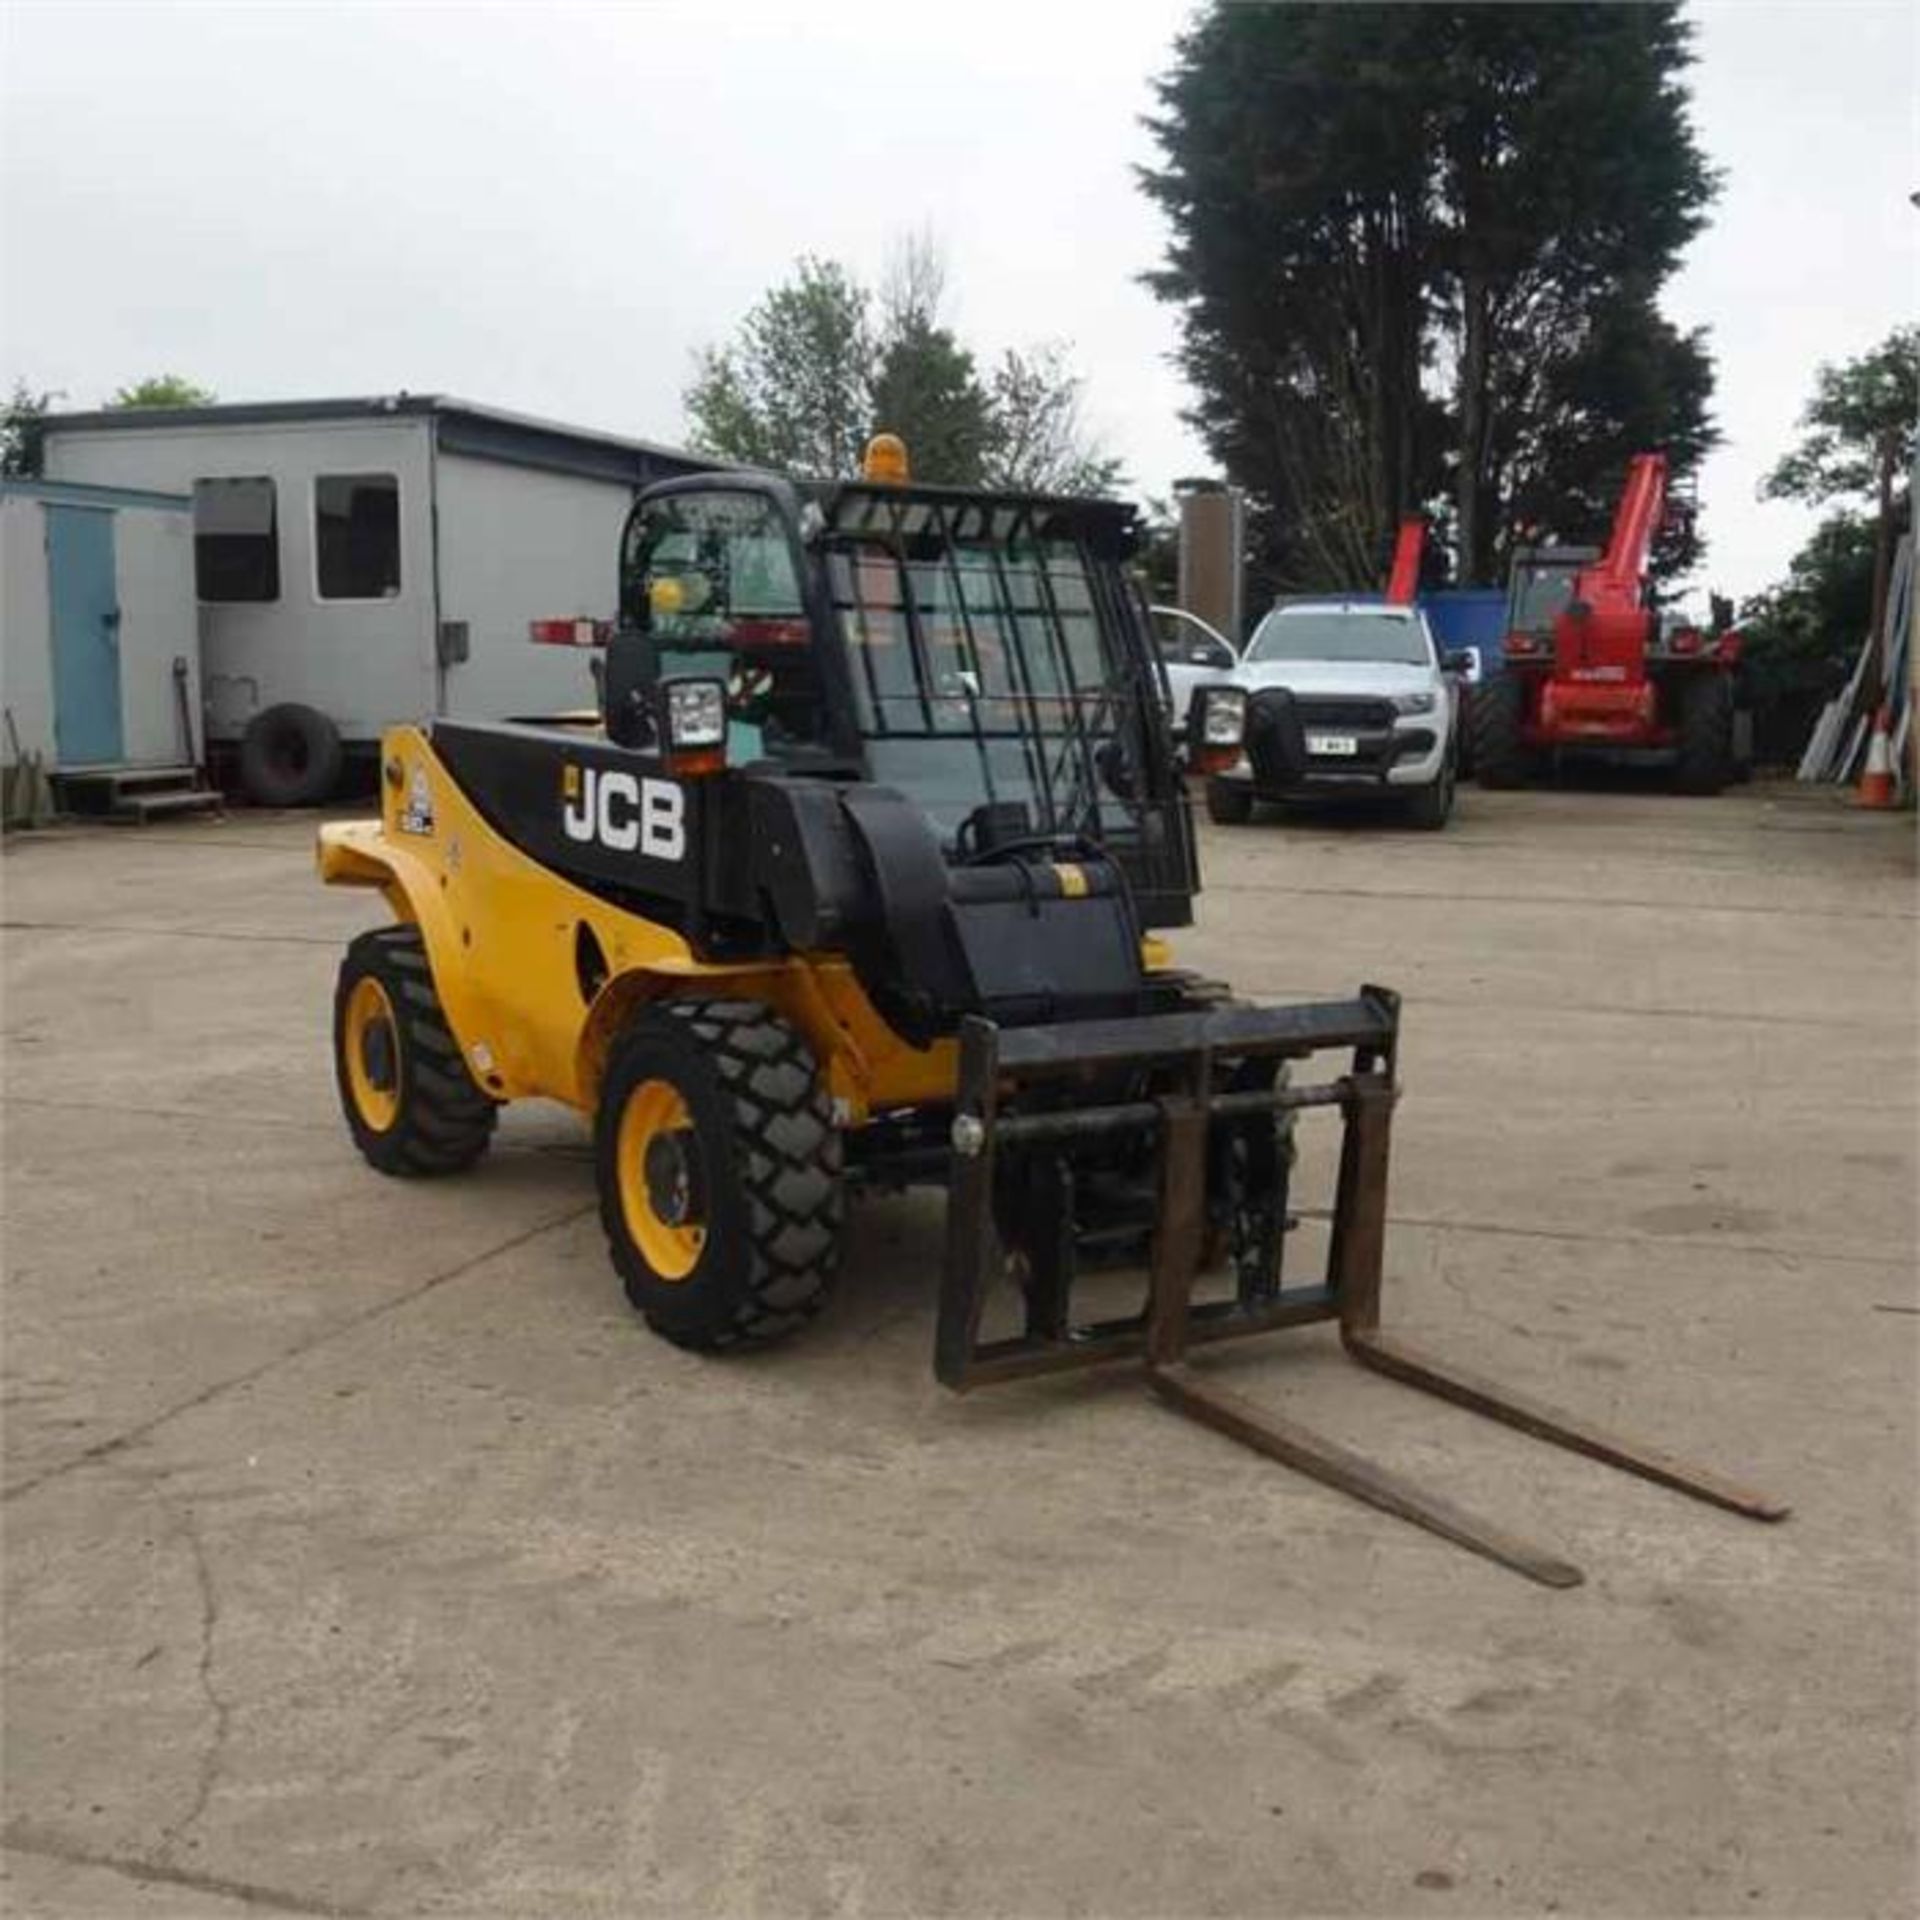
[1473,453,1740,793]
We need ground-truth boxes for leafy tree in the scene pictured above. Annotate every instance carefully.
[1743,328,1917,740]
[983,345,1123,497]
[1763,326,1917,512]
[686,257,873,480]
[685,245,1116,494]
[1737,514,1877,761]
[108,374,216,409]
[2,380,58,477]
[1132,496,1181,604]
[1143,3,1717,591]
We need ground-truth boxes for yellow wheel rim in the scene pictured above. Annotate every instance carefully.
[616,1078,706,1282]
[343,976,401,1133]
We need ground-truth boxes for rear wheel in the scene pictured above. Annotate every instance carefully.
[333,927,497,1175]
[1206,779,1255,825]
[596,1001,842,1351]
[1675,672,1734,794]
[1472,672,1531,789]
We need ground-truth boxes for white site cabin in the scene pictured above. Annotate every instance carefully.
[42,396,709,800]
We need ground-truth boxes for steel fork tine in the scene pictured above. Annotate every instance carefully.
[1343,1329,1791,1522]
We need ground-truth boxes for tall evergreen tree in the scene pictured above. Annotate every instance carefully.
[867,236,995,486]
[1142,3,1440,588]
[1143,2,1717,591]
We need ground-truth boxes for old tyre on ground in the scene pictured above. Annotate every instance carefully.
[596,1000,842,1351]
[1675,671,1735,795]
[240,702,344,807]
[1471,671,1531,789]
[1205,778,1255,826]
[334,926,498,1175]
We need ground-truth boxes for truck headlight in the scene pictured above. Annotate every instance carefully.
[1392,691,1437,716]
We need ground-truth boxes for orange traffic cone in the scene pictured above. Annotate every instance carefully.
[1857,705,1896,809]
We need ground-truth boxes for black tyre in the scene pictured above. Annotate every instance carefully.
[334,927,497,1175]
[1472,671,1531,789]
[1675,672,1734,795]
[596,1001,842,1352]
[240,703,343,807]
[1206,778,1255,825]
[1404,750,1455,831]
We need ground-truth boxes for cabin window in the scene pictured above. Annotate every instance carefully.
[314,473,401,600]
[193,477,280,603]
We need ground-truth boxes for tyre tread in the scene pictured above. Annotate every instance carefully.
[335,927,497,1177]
[601,1000,841,1352]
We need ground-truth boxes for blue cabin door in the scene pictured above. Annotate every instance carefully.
[46,505,125,767]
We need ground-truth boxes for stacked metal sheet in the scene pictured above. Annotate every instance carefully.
[1797,532,1912,793]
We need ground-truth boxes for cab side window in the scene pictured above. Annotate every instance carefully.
[1152,611,1233,670]
[615,491,821,757]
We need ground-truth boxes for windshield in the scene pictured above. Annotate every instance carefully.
[822,504,1143,850]
[1245,609,1430,667]
[1509,561,1581,636]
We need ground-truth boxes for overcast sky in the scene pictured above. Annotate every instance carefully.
[3,0,1912,601]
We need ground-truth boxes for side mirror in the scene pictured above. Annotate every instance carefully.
[1442,650,1474,676]
[601,628,656,748]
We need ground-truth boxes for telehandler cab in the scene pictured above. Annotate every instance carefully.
[319,439,1783,1586]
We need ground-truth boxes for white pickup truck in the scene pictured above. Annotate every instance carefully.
[1204,601,1462,831]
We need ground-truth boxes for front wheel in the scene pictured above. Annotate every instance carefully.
[596,1001,842,1351]
[333,927,497,1175]
[1206,779,1255,825]
[1404,754,1455,831]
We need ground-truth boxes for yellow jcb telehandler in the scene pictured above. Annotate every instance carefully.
[319,441,1784,1586]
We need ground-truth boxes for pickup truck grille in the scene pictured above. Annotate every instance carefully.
[1289,695,1399,732]
[1245,689,1408,789]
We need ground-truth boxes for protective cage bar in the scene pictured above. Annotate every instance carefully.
[935,985,1788,1588]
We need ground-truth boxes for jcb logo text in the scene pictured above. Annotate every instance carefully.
[562,767,685,862]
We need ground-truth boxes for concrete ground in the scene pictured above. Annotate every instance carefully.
[2,781,1914,1918]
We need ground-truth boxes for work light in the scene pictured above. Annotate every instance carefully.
[1193,685,1247,748]
[1186,684,1247,777]
[664,678,726,751]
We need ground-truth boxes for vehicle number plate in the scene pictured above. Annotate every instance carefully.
[1306,732,1359,756]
